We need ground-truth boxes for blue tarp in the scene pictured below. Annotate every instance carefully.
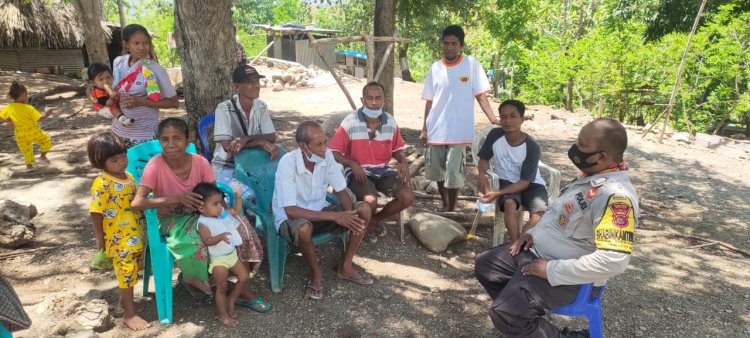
[336,50,367,59]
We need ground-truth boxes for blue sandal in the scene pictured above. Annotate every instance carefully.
[235,297,273,313]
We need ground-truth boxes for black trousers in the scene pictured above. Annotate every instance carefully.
[475,244,580,338]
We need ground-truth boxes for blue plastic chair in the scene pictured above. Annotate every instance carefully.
[552,283,605,338]
[0,325,10,338]
[127,140,215,324]
[197,113,215,160]
[234,148,348,293]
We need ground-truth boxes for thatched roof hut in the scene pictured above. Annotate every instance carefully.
[0,0,119,74]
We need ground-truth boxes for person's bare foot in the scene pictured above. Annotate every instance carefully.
[39,156,49,162]
[123,314,151,331]
[217,314,237,327]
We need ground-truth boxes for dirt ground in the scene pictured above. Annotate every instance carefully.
[0,68,749,337]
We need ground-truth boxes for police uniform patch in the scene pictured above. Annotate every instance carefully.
[458,76,470,83]
[594,194,635,253]
[585,187,600,200]
[559,215,568,226]
[564,201,574,214]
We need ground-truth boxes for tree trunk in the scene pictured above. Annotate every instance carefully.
[174,0,235,141]
[71,0,109,66]
[374,0,396,116]
[398,43,414,82]
[116,0,126,29]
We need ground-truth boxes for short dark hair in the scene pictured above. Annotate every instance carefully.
[7,80,26,100]
[441,25,465,46]
[87,63,112,83]
[87,132,126,169]
[362,81,385,97]
[192,182,223,201]
[157,118,189,138]
[591,118,628,162]
[295,120,321,143]
[499,99,526,117]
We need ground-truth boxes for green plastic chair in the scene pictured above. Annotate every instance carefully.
[126,140,233,324]
[234,147,348,293]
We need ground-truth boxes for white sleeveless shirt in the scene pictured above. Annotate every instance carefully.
[198,212,242,257]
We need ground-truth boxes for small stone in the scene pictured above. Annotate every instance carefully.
[634,330,644,337]
[446,249,453,255]
[440,263,447,269]
[383,294,390,300]
[639,326,646,331]
[725,309,733,313]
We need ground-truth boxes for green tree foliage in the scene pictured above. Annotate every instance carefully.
[103,0,176,64]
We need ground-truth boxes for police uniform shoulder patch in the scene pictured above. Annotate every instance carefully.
[594,194,635,254]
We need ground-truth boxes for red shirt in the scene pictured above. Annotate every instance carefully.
[328,109,406,169]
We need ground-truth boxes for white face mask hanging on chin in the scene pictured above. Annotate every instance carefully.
[304,144,325,164]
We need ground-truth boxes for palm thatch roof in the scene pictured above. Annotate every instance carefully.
[0,0,111,49]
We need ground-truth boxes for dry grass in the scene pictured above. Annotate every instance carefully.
[0,0,111,49]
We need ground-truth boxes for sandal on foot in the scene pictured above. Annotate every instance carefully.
[235,297,272,313]
[364,231,378,244]
[336,270,374,286]
[304,281,325,300]
[375,222,387,237]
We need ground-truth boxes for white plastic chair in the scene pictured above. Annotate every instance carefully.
[472,126,561,246]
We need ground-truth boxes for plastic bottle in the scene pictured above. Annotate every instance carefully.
[476,199,495,213]
[228,178,256,203]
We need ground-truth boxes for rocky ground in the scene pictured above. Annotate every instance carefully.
[0,69,748,337]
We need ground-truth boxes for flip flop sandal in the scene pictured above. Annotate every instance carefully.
[235,297,273,313]
[304,281,325,300]
[375,223,387,237]
[336,271,374,286]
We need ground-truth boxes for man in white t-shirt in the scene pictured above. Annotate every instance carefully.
[421,25,499,211]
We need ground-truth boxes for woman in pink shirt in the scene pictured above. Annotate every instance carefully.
[131,118,270,311]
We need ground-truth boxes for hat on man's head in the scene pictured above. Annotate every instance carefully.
[232,65,265,83]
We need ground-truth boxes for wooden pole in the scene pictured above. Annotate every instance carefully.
[374,42,394,82]
[643,0,707,141]
[249,38,276,65]
[306,32,357,110]
[308,35,409,47]
[362,33,375,82]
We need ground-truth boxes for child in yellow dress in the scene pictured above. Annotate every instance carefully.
[87,132,150,331]
[0,81,53,170]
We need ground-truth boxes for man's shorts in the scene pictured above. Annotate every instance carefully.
[424,145,466,189]
[278,204,347,247]
[112,248,144,289]
[496,179,549,214]
[348,174,403,200]
[209,250,239,273]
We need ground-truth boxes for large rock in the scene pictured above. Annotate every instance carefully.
[70,299,112,332]
[0,200,37,248]
[409,212,466,252]
[321,111,354,139]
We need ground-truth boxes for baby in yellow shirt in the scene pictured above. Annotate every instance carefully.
[0,81,53,170]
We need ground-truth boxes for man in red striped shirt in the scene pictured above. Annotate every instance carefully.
[329,82,415,243]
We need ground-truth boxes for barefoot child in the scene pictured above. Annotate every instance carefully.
[86,132,150,331]
[0,81,53,170]
[194,182,250,327]
[87,63,135,125]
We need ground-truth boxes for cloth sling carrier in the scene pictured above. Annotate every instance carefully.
[114,58,161,102]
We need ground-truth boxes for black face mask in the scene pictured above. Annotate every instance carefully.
[568,144,601,169]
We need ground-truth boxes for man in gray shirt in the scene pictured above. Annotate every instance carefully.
[475,118,639,338]
[212,65,279,183]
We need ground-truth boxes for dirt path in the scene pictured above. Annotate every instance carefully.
[1,70,748,337]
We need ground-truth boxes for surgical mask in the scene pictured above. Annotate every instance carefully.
[362,106,383,118]
[304,144,325,164]
[567,144,601,169]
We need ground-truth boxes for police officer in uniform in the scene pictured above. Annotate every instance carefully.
[475,118,639,338]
